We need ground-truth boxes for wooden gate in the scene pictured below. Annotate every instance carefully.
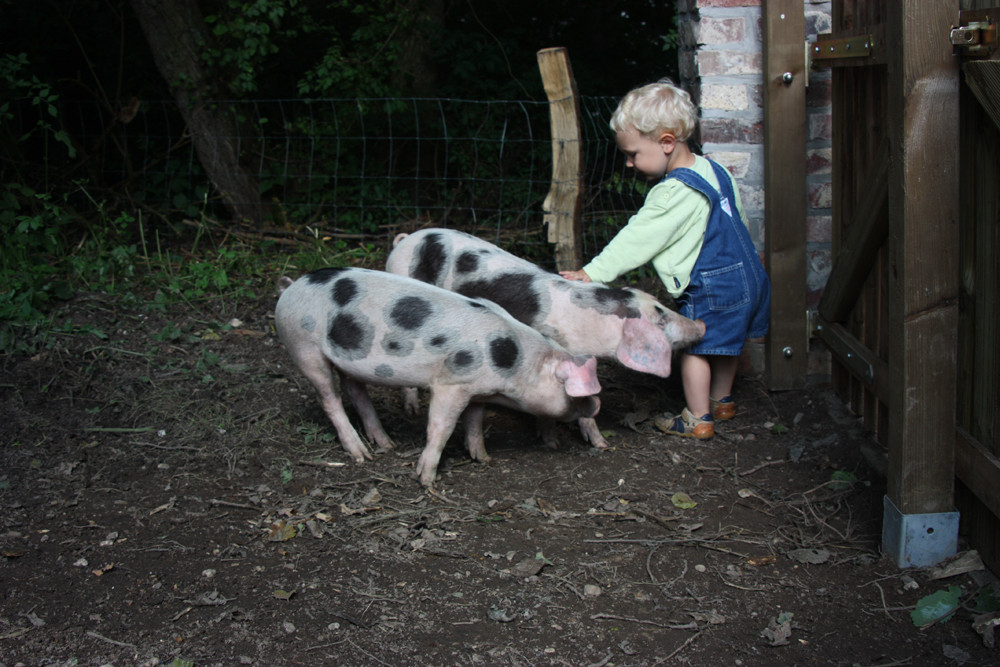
[797,0,1000,570]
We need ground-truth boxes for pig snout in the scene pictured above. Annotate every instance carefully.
[664,313,706,349]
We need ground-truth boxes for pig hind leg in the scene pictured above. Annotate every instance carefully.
[288,347,372,463]
[340,375,396,453]
[401,387,422,416]
[461,404,491,463]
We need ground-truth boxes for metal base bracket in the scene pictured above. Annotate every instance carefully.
[882,495,960,569]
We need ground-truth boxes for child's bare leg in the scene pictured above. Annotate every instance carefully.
[709,355,739,401]
[681,353,712,418]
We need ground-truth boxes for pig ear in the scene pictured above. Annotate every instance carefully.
[617,318,673,378]
[556,356,602,397]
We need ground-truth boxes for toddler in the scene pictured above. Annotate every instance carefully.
[560,80,770,439]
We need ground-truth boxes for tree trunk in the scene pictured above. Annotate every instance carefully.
[128,0,262,224]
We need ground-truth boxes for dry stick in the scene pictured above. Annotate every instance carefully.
[305,639,350,652]
[653,627,707,665]
[645,543,660,583]
[590,613,697,630]
[585,537,749,559]
[873,581,893,618]
[209,499,260,511]
[346,639,393,666]
[85,630,136,649]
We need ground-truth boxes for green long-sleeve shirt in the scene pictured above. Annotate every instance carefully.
[582,155,745,299]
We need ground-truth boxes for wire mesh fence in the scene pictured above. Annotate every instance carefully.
[14,95,650,269]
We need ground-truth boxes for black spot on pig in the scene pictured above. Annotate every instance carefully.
[389,296,433,330]
[332,278,359,307]
[413,233,447,285]
[423,328,459,354]
[488,335,520,374]
[375,364,394,378]
[571,286,640,319]
[445,346,483,375]
[306,267,348,284]
[381,334,414,357]
[456,250,481,274]
[328,312,374,360]
[456,273,540,325]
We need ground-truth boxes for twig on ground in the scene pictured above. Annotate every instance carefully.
[85,630,136,649]
[590,613,697,630]
[209,499,260,511]
[653,627,707,664]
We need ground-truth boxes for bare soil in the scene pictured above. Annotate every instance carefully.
[1,283,997,666]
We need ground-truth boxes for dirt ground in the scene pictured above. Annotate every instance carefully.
[1,281,998,667]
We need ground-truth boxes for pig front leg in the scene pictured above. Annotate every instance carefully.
[415,385,471,487]
[577,417,609,449]
[289,350,372,463]
[340,375,396,453]
[537,417,608,450]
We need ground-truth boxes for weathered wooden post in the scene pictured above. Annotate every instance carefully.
[537,47,584,271]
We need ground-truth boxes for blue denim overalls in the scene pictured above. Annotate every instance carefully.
[666,159,770,356]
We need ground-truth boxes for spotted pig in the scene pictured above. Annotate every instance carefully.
[385,228,706,448]
[274,267,601,486]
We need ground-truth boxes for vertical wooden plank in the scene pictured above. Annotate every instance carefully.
[537,47,583,272]
[763,1,808,389]
[885,1,960,515]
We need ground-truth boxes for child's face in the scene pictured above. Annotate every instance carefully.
[615,127,670,180]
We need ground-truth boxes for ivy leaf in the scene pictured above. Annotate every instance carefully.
[911,586,962,627]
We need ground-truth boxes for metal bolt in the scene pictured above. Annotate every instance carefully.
[782,346,794,358]
[781,72,794,85]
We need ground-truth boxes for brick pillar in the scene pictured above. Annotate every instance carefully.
[677,0,833,380]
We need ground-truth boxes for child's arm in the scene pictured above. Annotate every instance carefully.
[558,269,591,282]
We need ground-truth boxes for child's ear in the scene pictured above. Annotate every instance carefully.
[658,132,677,154]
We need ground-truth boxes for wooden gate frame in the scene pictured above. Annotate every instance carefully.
[792,1,962,567]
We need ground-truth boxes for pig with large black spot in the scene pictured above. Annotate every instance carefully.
[386,228,706,448]
[274,267,602,486]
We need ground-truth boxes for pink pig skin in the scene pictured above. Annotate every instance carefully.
[275,268,600,487]
[386,228,705,449]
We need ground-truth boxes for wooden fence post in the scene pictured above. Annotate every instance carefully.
[762,0,808,390]
[537,47,583,271]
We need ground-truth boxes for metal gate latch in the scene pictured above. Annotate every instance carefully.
[951,11,997,57]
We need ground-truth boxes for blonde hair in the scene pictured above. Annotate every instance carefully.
[610,79,699,141]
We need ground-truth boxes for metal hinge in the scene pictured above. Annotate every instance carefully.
[952,9,998,57]
[805,34,874,86]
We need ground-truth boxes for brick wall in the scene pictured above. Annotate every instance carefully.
[677,0,833,378]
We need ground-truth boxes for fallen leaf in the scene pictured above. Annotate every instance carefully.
[761,612,793,646]
[267,519,297,542]
[748,555,777,567]
[670,492,697,509]
[273,589,295,600]
[786,548,831,565]
[972,611,1000,648]
[926,550,985,580]
[512,557,545,578]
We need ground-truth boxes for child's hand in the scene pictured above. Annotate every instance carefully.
[559,269,592,282]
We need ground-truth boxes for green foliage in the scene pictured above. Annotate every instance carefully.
[0,52,76,164]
